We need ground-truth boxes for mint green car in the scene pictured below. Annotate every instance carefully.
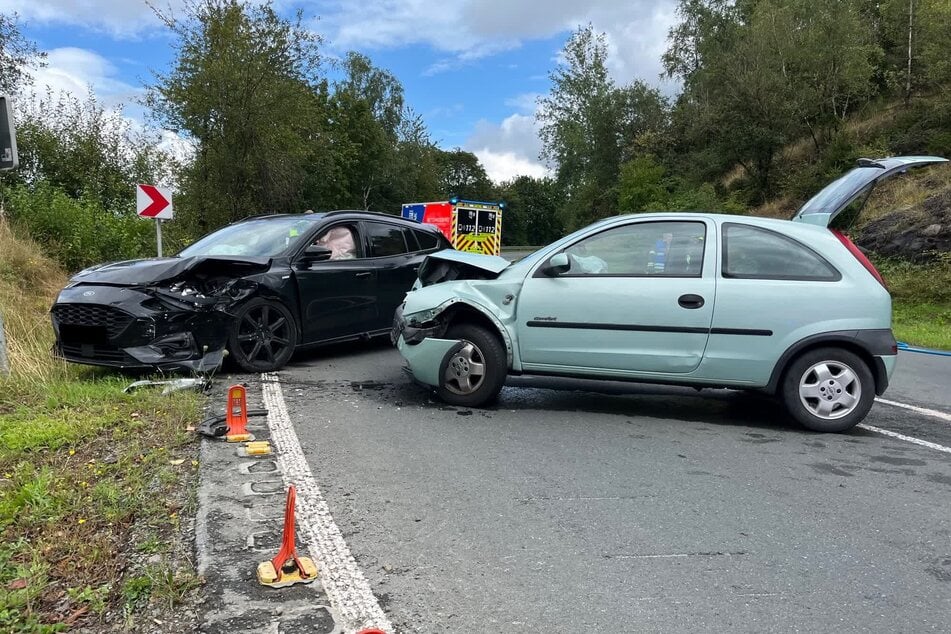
[392,157,947,432]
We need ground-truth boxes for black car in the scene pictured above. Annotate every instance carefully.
[51,211,451,372]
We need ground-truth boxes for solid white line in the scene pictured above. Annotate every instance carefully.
[858,423,951,455]
[261,372,392,634]
[875,397,951,423]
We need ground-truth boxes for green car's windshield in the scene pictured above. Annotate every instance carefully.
[177,215,324,258]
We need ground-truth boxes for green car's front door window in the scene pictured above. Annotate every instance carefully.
[563,221,707,276]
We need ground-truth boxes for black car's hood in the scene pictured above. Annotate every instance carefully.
[71,255,272,286]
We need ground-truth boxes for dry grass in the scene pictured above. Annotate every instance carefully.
[722,104,903,190]
[857,163,951,228]
[0,217,70,382]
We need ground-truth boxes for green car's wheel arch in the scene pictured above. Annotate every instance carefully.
[780,346,875,433]
[436,322,507,408]
[228,298,299,372]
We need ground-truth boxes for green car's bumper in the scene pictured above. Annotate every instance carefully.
[396,335,463,387]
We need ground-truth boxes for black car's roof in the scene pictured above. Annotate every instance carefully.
[236,210,443,233]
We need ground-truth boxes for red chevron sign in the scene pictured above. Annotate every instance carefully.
[136,184,173,219]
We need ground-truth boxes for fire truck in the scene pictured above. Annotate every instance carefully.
[401,198,503,256]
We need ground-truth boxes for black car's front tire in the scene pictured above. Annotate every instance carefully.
[436,323,507,408]
[229,298,298,372]
[780,347,875,432]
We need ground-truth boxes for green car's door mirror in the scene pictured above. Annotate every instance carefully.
[543,252,570,276]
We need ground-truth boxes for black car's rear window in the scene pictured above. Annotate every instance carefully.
[178,216,324,258]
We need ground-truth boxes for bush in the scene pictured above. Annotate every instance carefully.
[3,181,157,272]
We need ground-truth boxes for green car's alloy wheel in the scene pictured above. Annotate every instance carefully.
[781,347,875,433]
[229,298,298,372]
[437,323,507,408]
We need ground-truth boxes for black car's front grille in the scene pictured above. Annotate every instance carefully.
[58,342,141,366]
[52,304,134,339]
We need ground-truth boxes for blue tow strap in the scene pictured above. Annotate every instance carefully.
[897,341,951,357]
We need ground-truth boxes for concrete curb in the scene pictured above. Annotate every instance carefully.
[195,376,344,633]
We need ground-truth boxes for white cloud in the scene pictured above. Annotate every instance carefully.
[0,0,176,36]
[473,149,548,182]
[27,47,141,107]
[316,0,679,86]
[465,112,548,182]
[20,47,195,168]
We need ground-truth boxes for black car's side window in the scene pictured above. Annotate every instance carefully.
[366,222,409,257]
[313,224,360,260]
[722,223,840,281]
[414,229,441,251]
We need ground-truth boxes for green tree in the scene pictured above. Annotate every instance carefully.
[11,91,173,212]
[538,24,669,228]
[498,176,563,246]
[437,149,496,201]
[0,12,44,94]
[147,0,326,234]
[665,0,880,201]
[326,52,411,211]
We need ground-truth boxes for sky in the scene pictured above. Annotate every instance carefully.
[2,0,680,182]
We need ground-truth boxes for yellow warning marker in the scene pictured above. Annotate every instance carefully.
[257,557,318,588]
[245,441,272,456]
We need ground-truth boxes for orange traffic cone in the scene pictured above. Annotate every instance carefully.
[356,629,388,634]
[225,384,253,442]
[257,485,318,587]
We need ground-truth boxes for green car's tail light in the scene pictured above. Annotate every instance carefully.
[830,229,886,288]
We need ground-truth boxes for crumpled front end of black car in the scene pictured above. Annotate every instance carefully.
[51,280,254,373]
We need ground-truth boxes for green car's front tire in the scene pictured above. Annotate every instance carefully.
[436,323,507,408]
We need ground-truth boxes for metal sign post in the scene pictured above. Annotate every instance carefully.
[0,313,8,375]
[156,219,163,257]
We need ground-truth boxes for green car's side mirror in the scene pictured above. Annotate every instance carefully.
[543,252,570,276]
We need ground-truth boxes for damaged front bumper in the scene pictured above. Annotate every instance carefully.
[391,302,462,387]
[51,284,237,373]
[395,334,464,387]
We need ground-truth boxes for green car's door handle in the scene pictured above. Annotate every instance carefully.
[678,294,705,309]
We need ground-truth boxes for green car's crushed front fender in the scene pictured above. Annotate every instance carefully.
[396,335,463,387]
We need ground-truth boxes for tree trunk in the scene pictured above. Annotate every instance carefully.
[905,0,915,106]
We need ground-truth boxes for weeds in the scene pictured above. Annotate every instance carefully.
[0,218,203,629]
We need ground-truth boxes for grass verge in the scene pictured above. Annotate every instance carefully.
[877,255,951,350]
[0,219,203,631]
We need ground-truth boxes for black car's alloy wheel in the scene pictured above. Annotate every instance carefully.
[229,298,298,372]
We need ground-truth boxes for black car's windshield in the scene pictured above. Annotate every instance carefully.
[178,215,324,258]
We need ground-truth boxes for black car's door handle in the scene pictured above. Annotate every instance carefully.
[678,294,705,309]
[354,271,372,278]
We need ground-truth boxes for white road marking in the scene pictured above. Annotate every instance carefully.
[858,424,951,455]
[875,397,951,423]
[261,372,392,634]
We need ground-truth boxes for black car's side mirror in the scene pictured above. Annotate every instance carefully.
[542,252,570,276]
[302,245,333,261]
[296,245,333,269]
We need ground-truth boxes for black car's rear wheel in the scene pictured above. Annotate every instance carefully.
[229,298,298,372]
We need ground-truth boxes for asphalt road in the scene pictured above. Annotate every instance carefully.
[275,342,951,632]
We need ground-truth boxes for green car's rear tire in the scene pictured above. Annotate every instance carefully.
[780,347,875,432]
[436,323,507,408]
